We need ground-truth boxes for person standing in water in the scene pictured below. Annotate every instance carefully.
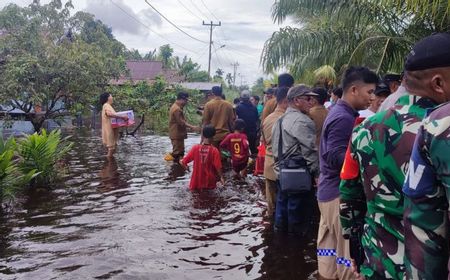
[169,92,199,162]
[220,119,250,178]
[100,92,128,158]
[181,125,225,190]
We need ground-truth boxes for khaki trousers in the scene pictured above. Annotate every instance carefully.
[317,197,353,280]
[265,179,277,218]
[171,139,185,160]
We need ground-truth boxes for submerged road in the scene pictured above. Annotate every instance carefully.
[0,130,318,279]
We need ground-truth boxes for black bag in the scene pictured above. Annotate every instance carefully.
[276,116,312,193]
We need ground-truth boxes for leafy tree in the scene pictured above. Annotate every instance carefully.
[225,73,233,88]
[107,77,203,133]
[158,44,174,68]
[70,11,126,57]
[251,77,265,95]
[188,70,210,82]
[0,1,125,132]
[125,49,143,60]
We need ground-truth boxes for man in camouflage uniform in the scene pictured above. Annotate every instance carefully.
[402,33,450,279]
[339,93,436,279]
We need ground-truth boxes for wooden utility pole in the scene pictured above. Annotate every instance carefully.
[202,21,221,81]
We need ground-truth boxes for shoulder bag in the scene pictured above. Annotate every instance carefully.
[276,115,312,193]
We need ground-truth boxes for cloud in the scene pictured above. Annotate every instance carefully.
[137,8,163,27]
[84,0,161,36]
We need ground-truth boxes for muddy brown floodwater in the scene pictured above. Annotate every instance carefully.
[0,130,319,279]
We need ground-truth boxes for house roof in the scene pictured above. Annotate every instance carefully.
[178,82,221,91]
[126,60,163,80]
[110,60,184,85]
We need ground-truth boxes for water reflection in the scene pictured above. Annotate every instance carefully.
[166,163,187,181]
[98,158,128,192]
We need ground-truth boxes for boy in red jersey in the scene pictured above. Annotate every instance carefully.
[220,119,250,178]
[181,125,225,190]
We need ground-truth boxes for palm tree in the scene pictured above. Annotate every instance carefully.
[214,68,224,79]
[173,55,201,80]
[143,49,157,60]
[158,44,174,68]
[225,73,233,88]
[262,0,450,77]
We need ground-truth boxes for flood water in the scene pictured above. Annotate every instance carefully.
[0,130,318,279]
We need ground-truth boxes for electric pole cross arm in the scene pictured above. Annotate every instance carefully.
[202,21,221,81]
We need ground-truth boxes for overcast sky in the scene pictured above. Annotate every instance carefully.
[2,0,290,86]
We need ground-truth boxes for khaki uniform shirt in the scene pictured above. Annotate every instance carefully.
[262,107,286,181]
[169,102,187,140]
[261,98,277,122]
[202,97,235,142]
[308,105,328,147]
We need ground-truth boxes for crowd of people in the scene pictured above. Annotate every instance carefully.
[100,32,450,279]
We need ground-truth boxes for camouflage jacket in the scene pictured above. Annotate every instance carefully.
[403,101,450,279]
[339,95,436,279]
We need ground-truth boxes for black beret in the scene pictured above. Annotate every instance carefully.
[374,83,391,96]
[383,74,401,83]
[405,33,450,71]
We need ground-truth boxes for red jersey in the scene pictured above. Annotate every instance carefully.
[181,144,222,190]
[220,132,250,165]
[340,117,366,180]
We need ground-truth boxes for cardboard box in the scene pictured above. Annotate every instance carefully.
[111,110,135,128]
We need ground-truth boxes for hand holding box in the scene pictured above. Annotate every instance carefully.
[111,110,135,128]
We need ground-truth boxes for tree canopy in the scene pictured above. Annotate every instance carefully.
[262,0,450,79]
[0,0,126,131]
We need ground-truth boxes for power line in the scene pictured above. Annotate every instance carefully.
[215,38,234,63]
[194,45,210,61]
[226,45,260,60]
[189,0,210,20]
[212,43,224,69]
[110,0,198,54]
[144,0,208,44]
[199,0,220,22]
[176,0,202,21]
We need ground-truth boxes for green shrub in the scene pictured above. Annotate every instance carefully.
[18,129,72,186]
[0,135,16,154]
[0,137,36,202]
[107,78,204,134]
